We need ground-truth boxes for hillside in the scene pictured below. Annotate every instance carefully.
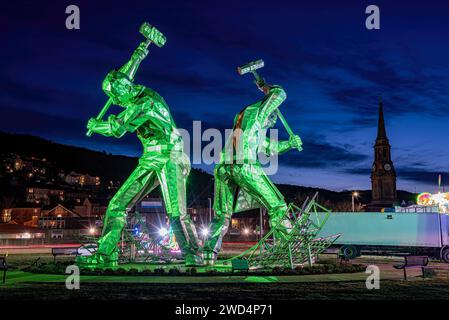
[0,132,416,209]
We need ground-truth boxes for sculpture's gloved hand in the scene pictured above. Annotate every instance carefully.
[289,135,303,151]
[87,118,99,132]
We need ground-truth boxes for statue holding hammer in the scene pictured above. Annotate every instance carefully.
[203,60,303,265]
[77,23,202,267]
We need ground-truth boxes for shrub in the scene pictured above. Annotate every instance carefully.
[93,268,105,275]
[282,268,298,275]
[38,263,64,274]
[169,268,181,275]
[206,269,218,275]
[350,264,366,273]
[115,268,127,276]
[141,269,152,276]
[302,266,313,274]
[295,266,305,274]
[129,268,140,275]
[323,264,335,273]
[154,268,165,275]
[271,266,283,275]
[103,268,115,275]
[189,267,197,275]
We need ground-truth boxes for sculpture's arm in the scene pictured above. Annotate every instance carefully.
[119,43,149,81]
[263,135,302,156]
[87,103,150,138]
[256,85,287,124]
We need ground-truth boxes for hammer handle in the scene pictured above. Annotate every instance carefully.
[86,98,113,137]
[277,110,301,152]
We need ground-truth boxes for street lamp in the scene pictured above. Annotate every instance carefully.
[201,227,210,237]
[352,191,359,212]
[158,227,169,237]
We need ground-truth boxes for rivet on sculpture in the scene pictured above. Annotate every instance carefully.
[76,22,202,268]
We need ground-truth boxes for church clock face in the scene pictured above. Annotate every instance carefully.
[384,163,391,171]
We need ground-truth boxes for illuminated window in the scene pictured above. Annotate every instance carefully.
[2,210,11,223]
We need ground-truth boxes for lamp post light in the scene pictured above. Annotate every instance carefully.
[352,191,359,212]
[201,227,210,238]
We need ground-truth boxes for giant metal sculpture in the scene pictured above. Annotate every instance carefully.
[76,23,202,267]
[203,60,303,265]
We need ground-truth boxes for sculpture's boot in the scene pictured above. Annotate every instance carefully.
[76,217,124,268]
[170,217,203,267]
[76,250,118,268]
[203,214,231,266]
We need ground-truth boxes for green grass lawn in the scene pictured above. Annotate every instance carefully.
[2,253,449,300]
[2,274,449,300]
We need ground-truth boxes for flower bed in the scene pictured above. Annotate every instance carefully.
[24,261,366,277]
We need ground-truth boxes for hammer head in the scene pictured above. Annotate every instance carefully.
[237,59,264,75]
[139,22,166,47]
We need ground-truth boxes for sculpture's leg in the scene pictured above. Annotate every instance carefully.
[203,165,236,265]
[235,164,290,239]
[157,159,202,266]
[77,165,158,267]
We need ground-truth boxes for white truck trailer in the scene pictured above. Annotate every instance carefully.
[314,211,449,262]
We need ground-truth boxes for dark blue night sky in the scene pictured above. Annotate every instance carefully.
[1,0,449,192]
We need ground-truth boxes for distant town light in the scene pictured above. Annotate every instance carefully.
[353,191,359,197]
[89,227,96,235]
[243,228,250,235]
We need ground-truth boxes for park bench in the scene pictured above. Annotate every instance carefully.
[52,247,79,263]
[393,255,429,280]
[0,257,7,283]
[231,259,249,274]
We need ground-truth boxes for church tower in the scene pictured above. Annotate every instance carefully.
[369,100,397,210]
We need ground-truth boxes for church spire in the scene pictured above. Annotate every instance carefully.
[368,98,397,211]
[377,98,387,141]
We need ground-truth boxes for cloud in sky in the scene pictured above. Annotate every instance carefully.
[1,0,449,192]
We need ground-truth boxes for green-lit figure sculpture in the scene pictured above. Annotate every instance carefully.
[77,23,202,267]
[203,60,303,265]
